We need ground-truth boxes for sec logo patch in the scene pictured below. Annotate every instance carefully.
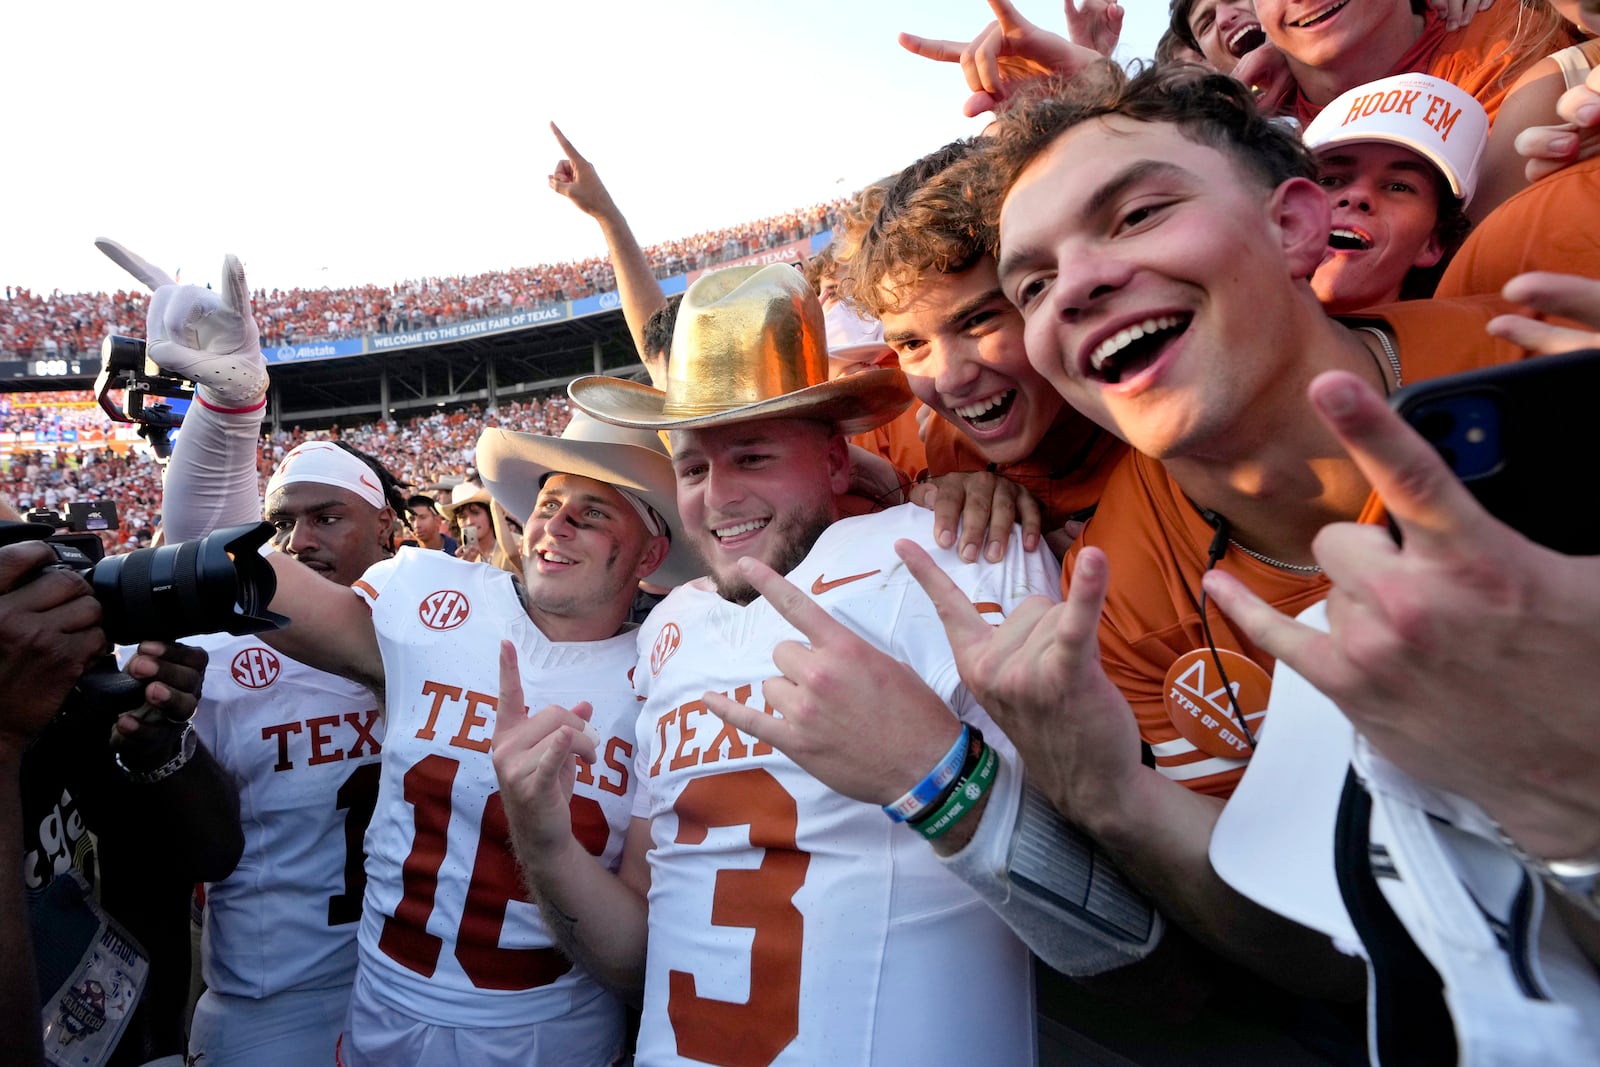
[419,589,471,631]
[651,622,681,676]
[1162,649,1271,759]
[230,646,281,689]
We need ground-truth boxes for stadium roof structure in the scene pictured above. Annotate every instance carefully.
[264,305,646,429]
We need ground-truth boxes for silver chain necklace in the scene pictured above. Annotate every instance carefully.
[1356,325,1404,393]
[1227,538,1324,574]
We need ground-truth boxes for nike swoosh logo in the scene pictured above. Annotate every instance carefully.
[359,474,380,492]
[811,569,881,595]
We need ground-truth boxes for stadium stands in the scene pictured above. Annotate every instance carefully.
[0,196,850,552]
[0,389,574,552]
[1,201,845,358]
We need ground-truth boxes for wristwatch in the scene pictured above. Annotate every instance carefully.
[1497,828,1600,923]
[114,722,199,784]
[1534,856,1600,923]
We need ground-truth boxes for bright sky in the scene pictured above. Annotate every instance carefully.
[4,1,1164,298]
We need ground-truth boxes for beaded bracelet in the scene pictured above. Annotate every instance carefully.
[909,738,998,842]
[883,724,972,823]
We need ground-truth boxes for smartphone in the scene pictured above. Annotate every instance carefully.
[462,524,479,550]
[1389,348,1600,556]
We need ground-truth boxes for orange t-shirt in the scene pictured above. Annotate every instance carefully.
[922,409,1128,532]
[1067,297,1524,798]
[850,403,929,488]
[1297,5,1554,126]
[1436,152,1600,299]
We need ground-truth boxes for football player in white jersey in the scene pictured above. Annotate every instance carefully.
[104,241,694,1064]
[491,265,1150,1066]
[185,441,402,1065]
[98,243,401,1064]
[253,413,699,1066]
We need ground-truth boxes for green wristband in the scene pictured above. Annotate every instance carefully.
[911,741,998,842]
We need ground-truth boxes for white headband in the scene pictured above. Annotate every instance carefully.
[537,472,666,539]
[614,486,668,538]
[266,440,387,509]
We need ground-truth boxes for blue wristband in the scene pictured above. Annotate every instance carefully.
[883,723,971,823]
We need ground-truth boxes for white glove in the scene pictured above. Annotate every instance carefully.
[95,238,269,408]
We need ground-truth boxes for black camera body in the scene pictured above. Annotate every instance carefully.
[1,520,288,713]
[1,520,286,647]
[24,501,120,536]
[94,335,196,459]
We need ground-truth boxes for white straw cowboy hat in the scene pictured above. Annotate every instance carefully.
[475,411,701,588]
[437,479,493,521]
[568,264,912,434]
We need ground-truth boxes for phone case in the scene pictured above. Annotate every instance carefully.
[1389,347,1600,556]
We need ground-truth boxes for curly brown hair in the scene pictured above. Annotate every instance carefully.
[830,178,894,268]
[972,63,1318,234]
[802,245,835,295]
[840,139,994,319]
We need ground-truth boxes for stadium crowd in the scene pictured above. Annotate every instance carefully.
[0,288,148,362]
[7,0,1600,1064]
[1,202,844,358]
[0,390,575,551]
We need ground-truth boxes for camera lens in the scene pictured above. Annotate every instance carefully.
[1416,408,1456,443]
[89,522,286,645]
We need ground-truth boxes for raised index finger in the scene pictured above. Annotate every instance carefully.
[894,538,997,648]
[735,556,853,647]
[548,122,587,166]
[898,31,966,64]
[987,0,1032,33]
[95,237,176,291]
[494,640,529,740]
[1308,370,1485,550]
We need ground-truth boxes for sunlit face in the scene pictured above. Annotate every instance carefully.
[1254,0,1415,75]
[819,269,844,309]
[878,260,1066,466]
[519,474,664,624]
[267,482,392,587]
[670,419,849,605]
[412,503,443,541]
[1187,0,1268,73]
[456,501,494,548]
[1312,141,1445,314]
[998,118,1326,460]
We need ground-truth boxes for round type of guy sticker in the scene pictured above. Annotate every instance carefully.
[1162,648,1273,760]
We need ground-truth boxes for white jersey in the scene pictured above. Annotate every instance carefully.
[354,547,639,1028]
[191,633,384,998]
[629,504,1055,1067]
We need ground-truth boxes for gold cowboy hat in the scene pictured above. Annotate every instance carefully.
[475,412,701,588]
[568,264,912,435]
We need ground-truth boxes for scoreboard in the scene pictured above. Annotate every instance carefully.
[0,356,101,387]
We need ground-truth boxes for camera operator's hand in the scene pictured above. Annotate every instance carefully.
[95,239,269,408]
[0,542,105,761]
[110,641,208,770]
